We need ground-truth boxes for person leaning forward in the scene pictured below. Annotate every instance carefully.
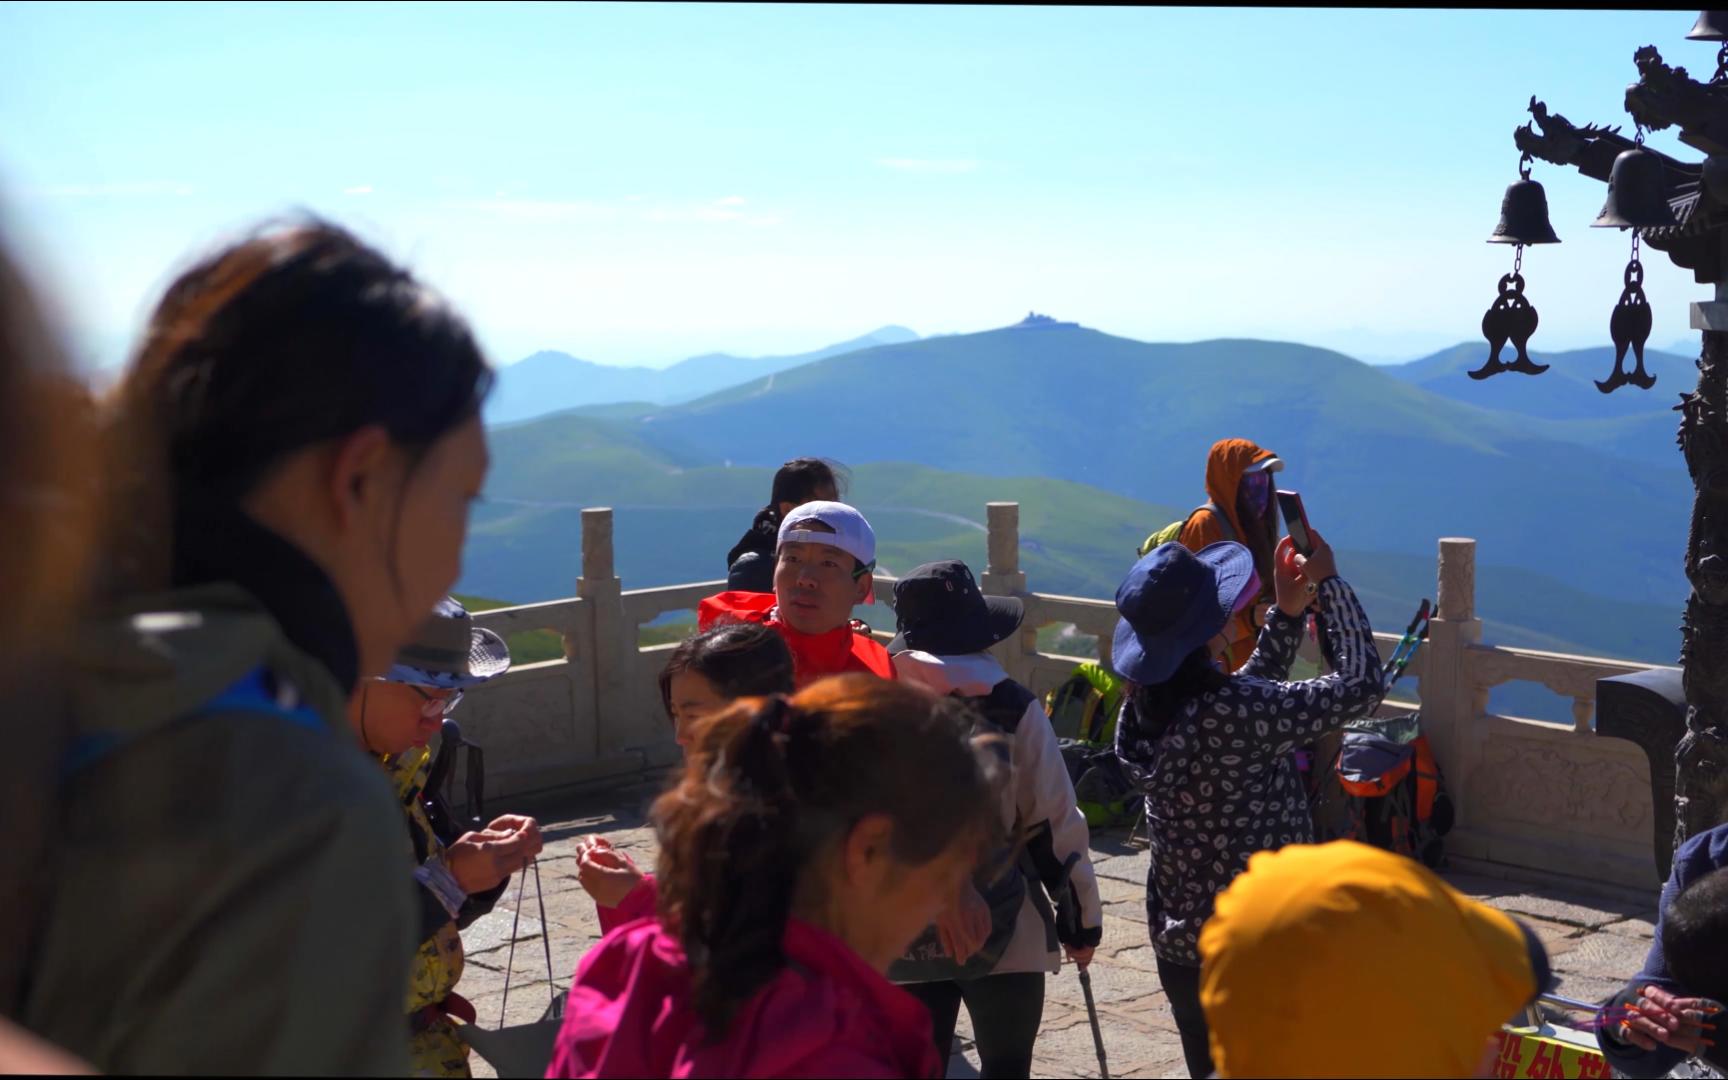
[350,597,543,1078]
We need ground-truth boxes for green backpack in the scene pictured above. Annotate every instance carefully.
[1045,662,1136,828]
[1137,501,1236,558]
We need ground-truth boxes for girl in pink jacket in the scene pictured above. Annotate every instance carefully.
[546,675,1009,1079]
[573,624,797,931]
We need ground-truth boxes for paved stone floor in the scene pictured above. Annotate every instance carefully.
[460,784,1659,1079]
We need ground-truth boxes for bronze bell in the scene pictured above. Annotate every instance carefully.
[1688,11,1728,40]
[1593,147,1679,229]
[1488,178,1561,244]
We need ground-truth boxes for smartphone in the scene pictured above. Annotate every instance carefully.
[1277,490,1315,557]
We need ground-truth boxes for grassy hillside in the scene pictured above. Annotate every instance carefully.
[549,326,1691,608]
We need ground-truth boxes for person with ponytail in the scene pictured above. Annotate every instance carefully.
[547,675,1007,1079]
[724,457,845,593]
[21,219,494,1075]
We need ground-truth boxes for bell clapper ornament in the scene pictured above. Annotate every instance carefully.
[1472,153,1557,380]
[1599,248,1657,393]
[1592,127,1669,393]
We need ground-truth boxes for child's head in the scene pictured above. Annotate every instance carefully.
[658,623,795,748]
[1664,866,1728,1004]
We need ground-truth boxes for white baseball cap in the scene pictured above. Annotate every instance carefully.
[779,500,878,603]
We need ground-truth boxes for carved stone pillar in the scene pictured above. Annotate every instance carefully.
[1676,307,1728,848]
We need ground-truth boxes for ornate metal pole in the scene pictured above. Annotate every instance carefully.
[1512,37,1728,855]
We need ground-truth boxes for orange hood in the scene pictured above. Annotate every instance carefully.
[1204,438,1280,543]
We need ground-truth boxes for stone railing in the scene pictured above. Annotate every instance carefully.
[462,503,1675,889]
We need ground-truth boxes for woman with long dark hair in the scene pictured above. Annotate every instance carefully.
[725,457,847,592]
[21,219,495,1076]
[549,675,1007,1078]
[1111,535,1382,1079]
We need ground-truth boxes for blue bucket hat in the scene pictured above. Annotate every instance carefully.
[1112,542,1256,685]
[382,596,512,690]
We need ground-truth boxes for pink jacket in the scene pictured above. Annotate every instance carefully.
[546,915,941,1079]
[596,875,657,936]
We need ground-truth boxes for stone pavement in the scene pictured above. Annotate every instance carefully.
[459,784,1660,1079]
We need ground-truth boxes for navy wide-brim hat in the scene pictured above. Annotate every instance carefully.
[382,596,512,690]
[1112,541,1256,685]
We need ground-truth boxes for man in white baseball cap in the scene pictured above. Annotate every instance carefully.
[698,500,894,687]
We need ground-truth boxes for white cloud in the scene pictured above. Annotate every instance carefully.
[874,158,978,174]
[29,180,196,198]
[344,184,375,195]
[715,195,747,206]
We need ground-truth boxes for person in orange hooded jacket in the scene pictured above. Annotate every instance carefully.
[1177,438,1285,674]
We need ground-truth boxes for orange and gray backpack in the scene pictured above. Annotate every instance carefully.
[1323,713,1455,869]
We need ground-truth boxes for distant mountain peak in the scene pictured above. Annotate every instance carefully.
[1011,311,1078,330]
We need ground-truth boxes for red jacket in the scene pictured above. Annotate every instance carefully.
[546,916,941,1079]
[696,591,894,688]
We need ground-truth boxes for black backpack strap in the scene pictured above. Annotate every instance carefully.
[974,679,1036,736]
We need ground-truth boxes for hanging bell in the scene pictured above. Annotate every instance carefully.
[1488,178,1561,244]
[1688,11,1728,40]
[1593,147,1680,229]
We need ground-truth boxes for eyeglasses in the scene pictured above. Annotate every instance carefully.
[400,683,463,718]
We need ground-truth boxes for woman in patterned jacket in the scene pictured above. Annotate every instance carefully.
[1111,536,1382,1080]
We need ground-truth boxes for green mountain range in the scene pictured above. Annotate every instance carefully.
[487,325,1691,609]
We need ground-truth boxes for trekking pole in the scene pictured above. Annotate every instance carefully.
[1052,852,1109,1079]
[1381,599,1433,697]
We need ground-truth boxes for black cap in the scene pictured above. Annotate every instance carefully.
[889,560,1025,656]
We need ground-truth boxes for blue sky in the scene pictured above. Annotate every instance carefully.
[0,4,1714,370]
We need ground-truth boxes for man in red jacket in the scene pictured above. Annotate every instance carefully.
[698,500,895,687]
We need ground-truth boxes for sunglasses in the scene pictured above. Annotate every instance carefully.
[374,678,464,718]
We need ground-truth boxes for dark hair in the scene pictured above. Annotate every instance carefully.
[1663,866,1728,1003]
[1127,645,1231,744]
[104,217,493,590]
[658,623,796,716]
[761,457,847,522]
[654,674,1005,1036]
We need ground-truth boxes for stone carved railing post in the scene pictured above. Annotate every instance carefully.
[579,508,629,757]
[1424,538,1484,834]
[980,502,1034,686]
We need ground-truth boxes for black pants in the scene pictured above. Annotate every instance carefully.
[1155,957,1213,1080]
[903,972,1046,1079]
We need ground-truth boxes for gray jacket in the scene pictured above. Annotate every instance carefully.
[20,584,416,1075]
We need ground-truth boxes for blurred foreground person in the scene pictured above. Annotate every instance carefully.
[548,675,1008,1078]
[0,226,104,1075]
[20,219,494,1075]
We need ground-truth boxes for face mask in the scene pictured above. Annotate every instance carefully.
[1242,472,1272,517]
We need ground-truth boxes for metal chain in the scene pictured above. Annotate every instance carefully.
[1632,230,1641,264]
[1513,243,1523,277]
